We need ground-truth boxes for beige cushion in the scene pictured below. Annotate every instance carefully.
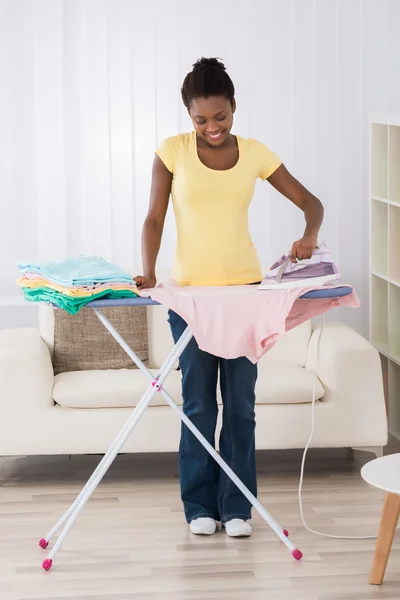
[264,321,311,367]
[52,306,148,375]
[53,368,182,408]
[39,304,56,357]
[256,365,324,403]
[39,301,171,372]
[53,363,324,409]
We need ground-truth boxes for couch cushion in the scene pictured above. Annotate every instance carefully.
[256,365,324,403]
[40,301,168,372]
[52,306,148,375]
[262,321,311,367]
[39,303,55,357]
[53,368,183,408]
[53,364,324,409]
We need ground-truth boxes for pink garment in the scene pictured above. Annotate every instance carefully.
[140,281,360,363]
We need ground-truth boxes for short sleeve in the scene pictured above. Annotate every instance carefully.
[155,136,176,173]
[254,140,282,180]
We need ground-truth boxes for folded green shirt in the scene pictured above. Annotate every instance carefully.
[22,287,137,314]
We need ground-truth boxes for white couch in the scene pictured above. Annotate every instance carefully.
[0,302,388,456]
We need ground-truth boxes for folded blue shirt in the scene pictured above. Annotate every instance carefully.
[18,256,134,287]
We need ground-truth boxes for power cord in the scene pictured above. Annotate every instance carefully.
[298,314,399,539]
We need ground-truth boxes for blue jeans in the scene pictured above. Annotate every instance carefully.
[168,309,258,524]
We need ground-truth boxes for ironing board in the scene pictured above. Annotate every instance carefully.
[39,286,353,571]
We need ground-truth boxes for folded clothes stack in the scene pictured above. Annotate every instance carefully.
[16,256,138,314]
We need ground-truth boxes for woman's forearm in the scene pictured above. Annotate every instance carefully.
[303,195,324,238]
[141,218,164,279]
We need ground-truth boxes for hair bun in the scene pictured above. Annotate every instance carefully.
[192,57,226,71]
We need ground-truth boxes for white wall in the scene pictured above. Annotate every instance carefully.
[1,0,400,333]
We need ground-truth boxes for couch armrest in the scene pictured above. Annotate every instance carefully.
[0,328,54,413]
[305,322,385,406]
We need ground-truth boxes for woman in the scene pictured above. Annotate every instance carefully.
[135,57,323,537]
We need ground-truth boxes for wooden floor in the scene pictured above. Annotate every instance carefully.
[1,440,400,600]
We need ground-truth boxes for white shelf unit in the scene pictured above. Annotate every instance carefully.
[370,115,400,433]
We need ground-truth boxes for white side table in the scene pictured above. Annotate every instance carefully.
[361,453,400,585]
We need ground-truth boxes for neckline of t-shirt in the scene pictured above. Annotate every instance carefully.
[193,132,241,172]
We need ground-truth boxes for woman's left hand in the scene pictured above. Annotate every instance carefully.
[290,234,318,263]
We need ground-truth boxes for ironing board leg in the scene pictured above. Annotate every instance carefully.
[40,310,301,571]
[40,312,193,550]
[40,324,193,570]
[92,311,296,554]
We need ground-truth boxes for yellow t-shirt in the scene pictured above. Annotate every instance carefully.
[156,131,282,286]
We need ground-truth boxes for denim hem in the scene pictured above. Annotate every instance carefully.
[221,514,251,525]
[187,512,218,524]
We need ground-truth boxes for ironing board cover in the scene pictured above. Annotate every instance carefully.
[85,285,353,308]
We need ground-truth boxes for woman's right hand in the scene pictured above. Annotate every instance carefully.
[134,275,157,291]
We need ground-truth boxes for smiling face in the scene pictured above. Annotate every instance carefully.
[189,96,236,147]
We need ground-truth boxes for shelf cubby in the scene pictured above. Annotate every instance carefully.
[388,360,400,432]
[389,283,400,361]
[371,275,388,354]
[389,204,400,284]
[389,125,400,204]
[371,123,388,199]
[371,200,388,276]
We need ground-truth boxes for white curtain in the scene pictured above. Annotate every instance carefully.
[1,0,400,334]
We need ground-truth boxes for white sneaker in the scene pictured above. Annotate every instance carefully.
[224,519,252,537]
[189,517,217,535]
